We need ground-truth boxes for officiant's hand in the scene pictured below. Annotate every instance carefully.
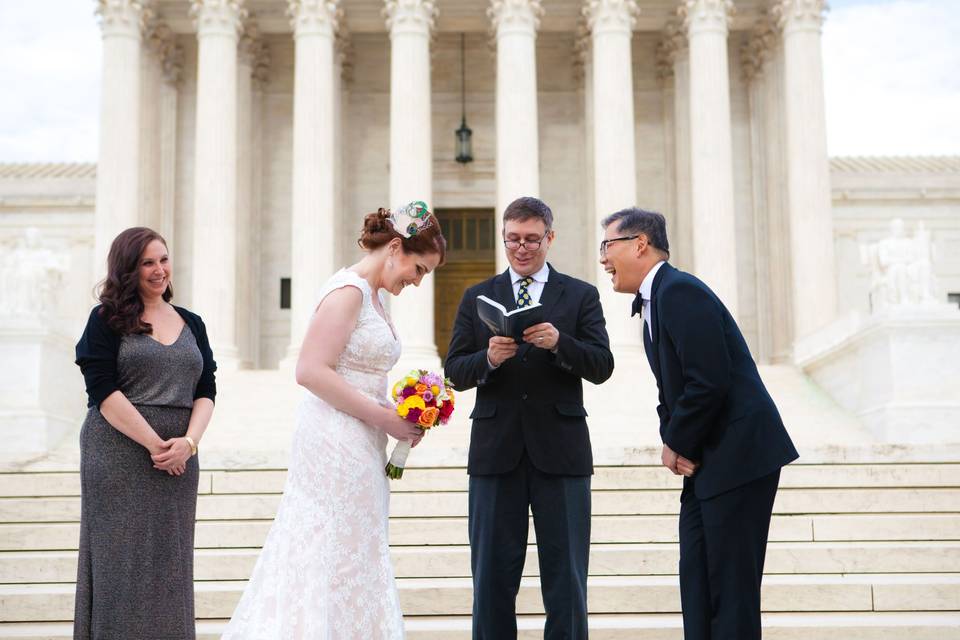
[662,443,700,477]
[488,336,519,367]
[523,322,559,351]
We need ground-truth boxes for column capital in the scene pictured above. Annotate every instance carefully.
[773,0,828,33]
[679,0,734,37]
[239,19,271,89]
[287,0,340,38]
[336,19,354,83]
[741,15,778,82]
[146,21,184,85]
[488,0,543,37]
[95,0,152,38]
[655,19,686,83]
[191,0,247,38]
[582,0,639,37]
[383,0,438,36]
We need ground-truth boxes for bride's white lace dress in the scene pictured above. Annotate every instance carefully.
[222,269,404,639]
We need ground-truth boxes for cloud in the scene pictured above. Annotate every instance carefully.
[823,0,960,155]
[0,2,101,162]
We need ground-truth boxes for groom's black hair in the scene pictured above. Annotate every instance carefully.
[602,208,670,259]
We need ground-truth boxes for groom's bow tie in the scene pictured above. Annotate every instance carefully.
[631,291,644,317]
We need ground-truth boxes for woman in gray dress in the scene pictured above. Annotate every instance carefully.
[73,227,216,639]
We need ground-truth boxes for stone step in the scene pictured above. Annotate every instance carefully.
[2,574,958,622]
[5,542,960,584]
[3,487,960,523]
[2,612,960,640]
[2,512,958,553]
[2,463,957,497]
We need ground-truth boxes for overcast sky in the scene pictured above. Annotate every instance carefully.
[0,0,957,162]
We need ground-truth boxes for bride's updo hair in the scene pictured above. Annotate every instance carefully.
[358,207,447,265]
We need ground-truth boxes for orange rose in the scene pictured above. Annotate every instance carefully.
[415,383,429,395]
[418,406,440,427]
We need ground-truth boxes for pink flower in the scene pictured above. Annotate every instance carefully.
[401,387,417,398]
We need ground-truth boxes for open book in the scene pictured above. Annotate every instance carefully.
[476,295,546,342]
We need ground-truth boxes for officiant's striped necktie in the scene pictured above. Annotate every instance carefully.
[516,276,534,308]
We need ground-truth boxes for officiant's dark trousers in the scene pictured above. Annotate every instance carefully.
[469,452,591,640]
[678,468,781,640]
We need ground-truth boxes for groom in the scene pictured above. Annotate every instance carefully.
[599,208,798,639]
[445,197,614,639]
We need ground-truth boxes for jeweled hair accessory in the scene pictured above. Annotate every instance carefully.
[387,200,433,238]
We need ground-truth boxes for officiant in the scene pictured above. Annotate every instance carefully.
[445,196,614,640]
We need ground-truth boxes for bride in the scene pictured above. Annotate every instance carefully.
[222,203,446,639]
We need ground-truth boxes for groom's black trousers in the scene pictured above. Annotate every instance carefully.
[469,452,591,640]
[678,468,781,640]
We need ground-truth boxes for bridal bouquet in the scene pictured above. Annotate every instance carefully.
[385,369,455,479]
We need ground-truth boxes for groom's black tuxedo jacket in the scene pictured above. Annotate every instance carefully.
[445,265,614,476]
[647,263,798,499]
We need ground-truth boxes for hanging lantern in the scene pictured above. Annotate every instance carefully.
[454,33,473,164]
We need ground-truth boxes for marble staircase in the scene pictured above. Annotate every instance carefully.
[1,459,958,638]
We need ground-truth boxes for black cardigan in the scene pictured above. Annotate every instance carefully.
[75,304,217,408]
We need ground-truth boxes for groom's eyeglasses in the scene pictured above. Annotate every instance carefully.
[503,231,549,252]
[600,235,640,257]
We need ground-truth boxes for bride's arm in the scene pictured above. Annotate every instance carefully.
[295,286,421,441]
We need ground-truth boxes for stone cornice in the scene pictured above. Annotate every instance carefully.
[190,0,247,38]
[383,0,438,36]
[146,20,184,86]
[655,19,686,83]
[488,0,544,38]
[773,0,828,33]
[95,0,152,38]
[582,0,639,37]
[287,0,340,38]
[679,0,734,36]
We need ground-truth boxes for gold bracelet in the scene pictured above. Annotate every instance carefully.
[184,436,198,457]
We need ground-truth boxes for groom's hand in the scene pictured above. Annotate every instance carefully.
[661,444,680,474]
[676,456,700,477]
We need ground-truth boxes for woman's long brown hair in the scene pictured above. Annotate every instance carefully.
[97,227,172,336]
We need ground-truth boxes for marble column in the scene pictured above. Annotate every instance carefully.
[384,0,440,369]
[150,23,183,245]
[489,0,543,273]
[584,0,642,358]
[191,0,246,368]
[681,0,739,318]
[282,0,339,367]
[236,20,265,368]
[776,0,837,341]
[93,0,149,271]
[657,21,692,272]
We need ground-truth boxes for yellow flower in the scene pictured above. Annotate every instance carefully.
[397,404,410,418]
[392,381,405,400]
[403,395,426,411]
[431,385,440,395]
[405,377,417,387]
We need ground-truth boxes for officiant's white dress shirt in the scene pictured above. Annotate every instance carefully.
[638,260,666,341]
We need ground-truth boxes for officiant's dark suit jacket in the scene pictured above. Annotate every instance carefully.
[445,264,614,476]
[646,263,798,499]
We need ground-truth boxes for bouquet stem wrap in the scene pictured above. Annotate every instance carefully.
[386,440,412,479]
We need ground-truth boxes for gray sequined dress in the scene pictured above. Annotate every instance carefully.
[74,326,203,640]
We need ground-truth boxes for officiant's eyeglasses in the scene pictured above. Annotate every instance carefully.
[600,235,640,256]
[503,231,549,252]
